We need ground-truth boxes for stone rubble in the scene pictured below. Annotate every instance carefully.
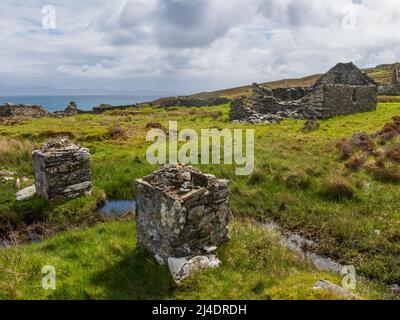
[135,164,231,281]
[0,170,16,182]
[32,139,92,201]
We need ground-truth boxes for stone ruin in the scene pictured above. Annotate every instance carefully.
[230,62,378,123]
[53,102,79,117]
[32,139,92,201]
[135,164,231,282]
[378,63,400,96]
[0,103,48,118]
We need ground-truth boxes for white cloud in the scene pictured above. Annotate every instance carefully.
[0,0,399,95]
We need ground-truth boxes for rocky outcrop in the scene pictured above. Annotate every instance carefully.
[32,139,92,201]
[0,103,48,118]
[135,164,231,269]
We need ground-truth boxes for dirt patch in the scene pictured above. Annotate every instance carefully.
[107,126,128,140]
[302,120,320,133]
[338,116,400,183]
[145,122,168,133]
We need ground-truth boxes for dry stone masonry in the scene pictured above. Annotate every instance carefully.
[135,164,231,281]
[32,139,92,201]
[231,62,378,123]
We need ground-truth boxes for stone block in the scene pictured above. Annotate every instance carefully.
[32,139,92,201]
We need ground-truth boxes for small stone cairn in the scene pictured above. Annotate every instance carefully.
[32,139,92,201]
[135,164,231,283]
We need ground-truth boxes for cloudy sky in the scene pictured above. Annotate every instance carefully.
[1,0,400,95]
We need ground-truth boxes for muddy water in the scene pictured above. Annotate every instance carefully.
[99,199,136,217]
[259,221,344,274]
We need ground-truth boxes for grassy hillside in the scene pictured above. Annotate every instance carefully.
[0,103,400,299]
[188,63,397,100]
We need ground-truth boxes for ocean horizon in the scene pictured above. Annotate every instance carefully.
[0,95,163,112]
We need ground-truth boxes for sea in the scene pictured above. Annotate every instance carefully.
[0,95,162,112]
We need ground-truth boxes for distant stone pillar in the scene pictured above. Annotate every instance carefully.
[392,63,400,88]
[135,164,231,265]
[32,139,92,201]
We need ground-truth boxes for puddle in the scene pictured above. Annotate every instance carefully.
[99,200,136,217]
[259,221,344,274]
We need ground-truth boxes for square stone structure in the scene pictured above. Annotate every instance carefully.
[32,139,92,201]
[135,164,231,264]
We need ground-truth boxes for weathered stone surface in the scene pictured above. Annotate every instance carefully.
[16,185,36,201]
[168,255,221,284]
[32,139,92,201]
[231,62,378,123]
[135,164,231,265]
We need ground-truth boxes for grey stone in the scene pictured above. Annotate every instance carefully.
[16,185,36,201]
[313,279,358,300]
[168,255,221,284]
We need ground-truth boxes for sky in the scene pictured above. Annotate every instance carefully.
[0,0,400,96]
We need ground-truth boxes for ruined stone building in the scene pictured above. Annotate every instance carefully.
[231,62,378,122]
[0,103,48,118]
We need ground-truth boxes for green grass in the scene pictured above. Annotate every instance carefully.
[0,220,389,300]
[0,103,400,299]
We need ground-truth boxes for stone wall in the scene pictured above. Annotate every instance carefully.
[155,96,231,108]
[32,139,92,201]
[92,103,140,114]
[320,84,378,117]
[135,164,231,264]
[229,97,253,121]
[0,103,48,118]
